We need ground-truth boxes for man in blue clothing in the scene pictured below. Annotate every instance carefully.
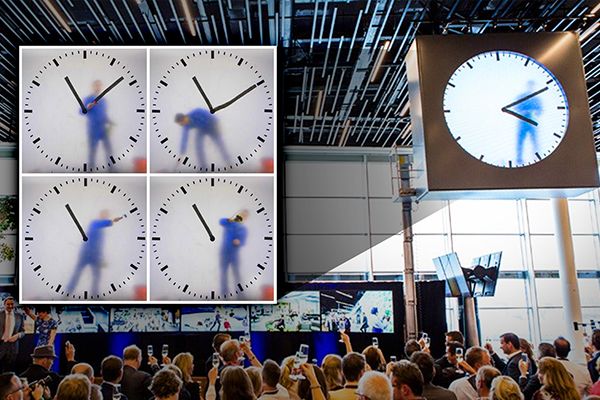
[175,109,230,169]
[67,210,123,296]
[83,80,114,171]
[515,80,542,166]
[219,210,248,295]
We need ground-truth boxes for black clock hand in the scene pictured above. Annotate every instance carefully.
[65,204,88,242]
[192,76,215,113]
[502,108,539,126]
[212,84,257,113]
[64,76,87,114]
[502,86,548,110]
[92,76,124,103]
[192,203,216,242]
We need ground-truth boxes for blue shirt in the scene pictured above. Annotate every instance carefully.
[219,218,247,252]
[83,95,109,139]
[82,219,113,259]
[34,317,57,346]
[180,108,218,153]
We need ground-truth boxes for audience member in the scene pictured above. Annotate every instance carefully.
[532,357,579,400]
[590,358,600,395]
[71,362,102,400]
[246,366,263,398]
[410,351,457,400]
[100,355,127,400]
[20,345,63,397]
[448,346,491,400]
[0,371,43,400]
[357,371,392,400]
[259,359,289,399]
[173,352,201,400]
[434,341,465,388]
[490,376,524,400]
[121,345,153,400]
[588,330,600,383]
[554,336,592,397]
[390,360,424,400]
[404,340,422,360]
[55,374,90,400]
[321,354,344,391]
[207,366,255,400]
[205,334,231,374]
[486,333,522,382]
[297,364,328,400]
[446,331,465,346]
[363,345,385,372]
[519,339,537,376]
[149,368,182,400]
[330,352,366,400]
[476,366,501,399]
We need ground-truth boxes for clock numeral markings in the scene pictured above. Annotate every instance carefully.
[129,80,137,86]
[110,156,116,164]
[110,58,116,66]
[24,109,33,113]
[33,137,40,144]
[238,58,244,66]
[160,80,168,87]
[160,265,168,271]
[111,185,117,194]
[180,58,187,67]
[83,163,87,172]
[535,152,542,161]
[264,109,272,113]
[257,136,265,143]
[53,186,60,194]
[180,186,187,194]
[557,106,565,109]
[257,263,265,270]
[32,80,40,87]
[444,110,451,113]
[33,265,41,272]
[159,208,168,214]
[130,207,138,214]
[53,58,59,67]
[183,284,189,292]
[466,62,473,69]
[25,237,34,241]
[84,291,88,299]
[129,136,137,142]
[256,207,265,214]
[508,160,513,168]
[55,157,61,165]
[130,263,139,270]
[55,284,62,293]
[546,79,553,85]
[237,186,244,193]
[33,208,41,214]
[479,155,484,161]
[111,283,117,292]
[496,52,500,61]
[160,137,168,144]
[455,136,461,141]
[524,58,530,67]
[237,283,244,292]
[211,50,215,59]
[237,156,244,164]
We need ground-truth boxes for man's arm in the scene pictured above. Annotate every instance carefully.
[180,125,190,154]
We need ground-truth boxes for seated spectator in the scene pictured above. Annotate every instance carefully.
[404,340,422,360]
[55,374,90,400]
[410,351,457,400]
[486,333,523,383]
[321,355,344,392]
[100,355,128,400]
[554,336,592,397]
[279,356,301,400]
[434,341,465,388]
[246,366,263,398]
[532,357,579,400]
[71,363,102,400]
[449,346,492,400]
[356,371,392,400]
[330,352,366,400]
[390,360,424,400]
[259,359,289,399]
[490,376,524,400]
[476,366,501,399]
[149,368,182,400]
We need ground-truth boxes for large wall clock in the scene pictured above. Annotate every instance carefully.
[149,47,275,173]
[21,47,146,173]
[405,32,598,199]
[150,176,275,302]
[21,176,147,302]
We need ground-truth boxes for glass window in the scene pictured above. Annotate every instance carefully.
[414,234,450,272]
[530,235,557,270]
[573,235,600,270]
[535,278,600,307]
[286,235,370,274]
[0,235,15,276]
[539,308,570,342]
[371,234,404,273]
[412,201,448,234]
[478,308,532,344]
[568,200,597,234]
[527,200,553,234]
[452,234,524,271]
[477,279,528,308]
[450,200,520,234]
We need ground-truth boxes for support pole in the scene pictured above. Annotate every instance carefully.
[463,297,479,347]
[551,198,586,364]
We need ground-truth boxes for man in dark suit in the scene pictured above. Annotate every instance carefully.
[0,297,25,373]
[121,345,154,400]
[588,329,600,382]
[100,355,128,400]
[485,332,523,383]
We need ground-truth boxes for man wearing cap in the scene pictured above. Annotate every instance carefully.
[20,343,77,397]
[0,297,25,373]
[219,210,249,295]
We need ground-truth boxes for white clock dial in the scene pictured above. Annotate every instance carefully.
[21,176,147,301]
[21,48,146,172]
[150,48,275,173]
[443,51,569,168]
[150,176,275,302]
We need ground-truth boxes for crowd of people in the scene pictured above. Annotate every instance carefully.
[2,297,600,400]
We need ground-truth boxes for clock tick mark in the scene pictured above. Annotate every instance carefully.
[535,152,542,160]
[111,185,117,194]
[180,58,187,67]
[264,236,272,240]
[130,207,138,213]
[211,178,215,187]
[53,58,59,66]
[110,156,116,164]
[466,62,473,69]
[257,263,265,270]
[211,163,215,172]
[24,109,33,113]
[256,79,265,86]
[257,136,265,143]
[553,133,562,138]
[53,186,60,194]
[84,178,87,187]
[160,137,168,144]
[180,186,187,194]
[159,208,168,214]
[33,265,41,271]
[152,109,160,113]
[111,283,117,292]
[33,137,40,144]
[32,80,40,87]
[152,237,161,241]
[182,156,189,165]
[237,186,244,193]
[447,82,455,88]
[183,284,189,292]
[237,283,244,292]
[237,155,244,164]
[136,108,144,113]
[211,291,215,299]
[33,208,41,214]
[160,80,168,87]
[83,50,87,59]
[129,136,137,143]
[129,79,137,86]
[137,236,145,241]
[110,58,116,66]
[211,50,215,59]
[160,265,168,271]
[238,58,244,66]
[25,237,34,241]
[256,207,265,214]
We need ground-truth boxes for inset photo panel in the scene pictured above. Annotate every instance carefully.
[20,176,147,302]
[149,47,276,173]
[150,175,275,302]
[21,47,147,173]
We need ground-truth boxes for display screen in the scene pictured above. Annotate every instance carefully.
[251,291,320,332]
[110,307,179,332]
[181,306,249,332]
[321,290,394,334]
[55,306,110,333]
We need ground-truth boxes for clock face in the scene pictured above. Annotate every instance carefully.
[443,51,569,168]
[21,176,147,301]
[150,176,275,302]
[21,48,146,172]
[149,48,275,173]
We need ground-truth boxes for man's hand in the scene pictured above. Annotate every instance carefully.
[484,342,494,355]
[87,102,96,110]
[112,216,123,223]
[65,341,76,361]
[148,355,158,366]
[340,331,350,344]
[162,355,171,365]
[208,366,218,385]
[233,239,241,246]
[240,341,251,354]
[518,359,529,378]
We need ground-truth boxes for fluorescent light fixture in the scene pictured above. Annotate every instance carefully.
[179,0,196,37]
[335,290,353,298]
[42,0,72,32]
[591,2,600,15]
[338,119,351,146]
[314,90,323,117]
[369,40,390,83]
[579,21,599,42]
[400,101,410,117]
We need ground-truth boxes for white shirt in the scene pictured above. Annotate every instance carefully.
[2,311,14,341]
[259,385,291,399]
[558,358,592,398]
[449,376,477,400]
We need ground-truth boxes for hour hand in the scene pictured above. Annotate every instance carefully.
[501,107,538,126]
[192,203,215,242]
[192,76,215,113]
[64,76,87,114]
[65,204,88,242]
[212,84,257,113]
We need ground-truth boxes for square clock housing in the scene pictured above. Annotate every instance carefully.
[406,32,599,200]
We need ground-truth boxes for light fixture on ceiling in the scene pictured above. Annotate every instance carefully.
[580,21,600,42]
[314,90,324,118]
[369,40,390,83]
[338,119,351,147]
[42,0,72,33]
[180,0,197,37]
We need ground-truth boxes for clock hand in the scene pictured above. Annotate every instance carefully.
[502,86,548,110]
[192,76,215,113]
[92,76,124,104]
[501,108,539,126]
[212,84,257,113]
[64,76,87,114]
[192,203,216,242]
[65,204,88,242]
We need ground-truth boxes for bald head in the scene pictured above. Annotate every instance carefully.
[71,363,94,381]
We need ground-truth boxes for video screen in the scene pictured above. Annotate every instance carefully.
[321,290,394,334]
[110,308,179,332]
[55,306,109,333]
[181,306,249,332]
[251,291,320,332]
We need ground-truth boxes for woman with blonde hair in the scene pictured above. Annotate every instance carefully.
[206,365,255,400]
[491,376,524,400]
[533,357,580,400]
[321,354,344,392]
[173,353,201,400]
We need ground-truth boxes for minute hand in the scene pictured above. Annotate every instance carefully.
[212,84,257,113]
[502,86,548,110]
[92,76,124,103]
